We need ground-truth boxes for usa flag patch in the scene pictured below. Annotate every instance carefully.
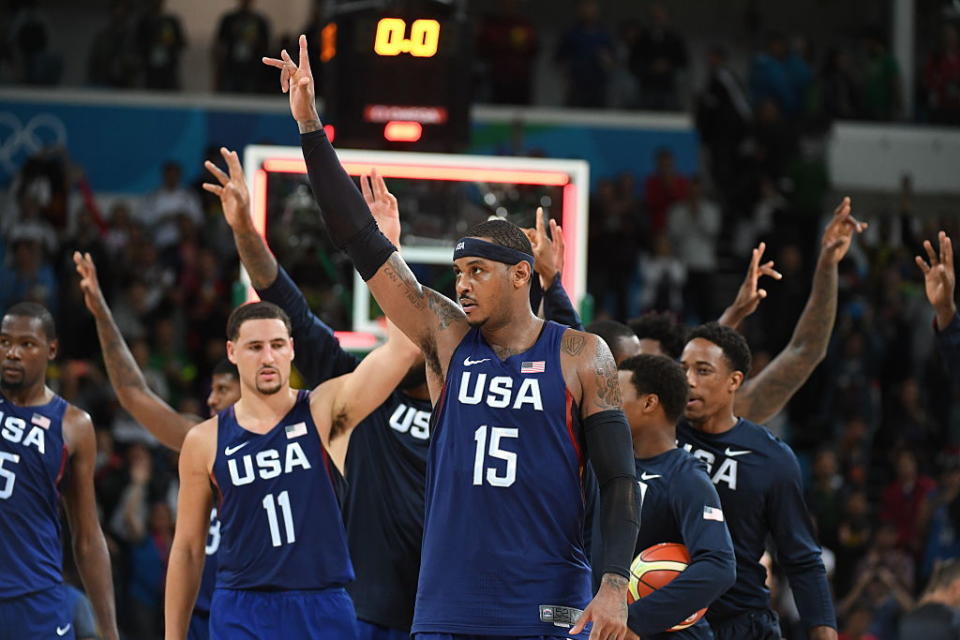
[285,422,307,439]
[31,414,51,429]
[521,361,545,374]
[703,506,725,522]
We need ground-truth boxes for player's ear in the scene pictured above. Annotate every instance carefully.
[728,370,744,392]
[513,261,532,289]
[47,338,58,361]
[226,340,238,364]
[289,336,295,361]
[642,393,659,415]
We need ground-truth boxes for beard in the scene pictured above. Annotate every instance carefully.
[0,373,25,391]
[255,379,284,395]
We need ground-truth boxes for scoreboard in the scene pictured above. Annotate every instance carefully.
[321,1,472,151]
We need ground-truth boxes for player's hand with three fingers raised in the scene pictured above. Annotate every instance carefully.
[202,147,252,232]
[820,196,867,265]
[571,573,631,640]
[263,34,321,129]
[73,251,109,318]
[360,169,401,247]
[718,241,782,330]
[916,230,957,330]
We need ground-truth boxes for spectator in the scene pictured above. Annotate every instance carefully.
[899,559,960,639]
[137,0,186,91]
[839,605,879,640]
[213,0,271,93]
[476,0,540,105]
[554,0,614,108]
[881,449,937,554]
[629,3,688,111]
[667,176,721,322]
[87,0,140,88]
[139,161,204,248]
[0,231,58,313]
[837,490,874,594]
[750,32,809,117]
[643,147,689,234]
[637,232,685,314]
[821,47,862,120]
[920,454,960,580]
[808,448,846,551]
[923,24,960,125]
[6,0,60,85]
[860,30,901,121]
[695,45,752,208]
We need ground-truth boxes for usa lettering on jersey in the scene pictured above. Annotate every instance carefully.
[0,413,47,454]
[227,441,312,486]
[457,372,544,411]
[389,403,430,440]
[682,444,740,491]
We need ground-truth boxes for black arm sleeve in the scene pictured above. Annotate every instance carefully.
[300,129,396,280]
[583,409,639,579]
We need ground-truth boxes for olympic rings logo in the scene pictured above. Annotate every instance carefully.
[0,112,68,176]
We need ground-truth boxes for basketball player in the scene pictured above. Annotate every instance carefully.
[74,250,239,640]
[617,354,735,639]
[628,198,865,424]
[264,35,639,639]
[0,302,119,640]
[215,148,585,639]
[676,323,836,640]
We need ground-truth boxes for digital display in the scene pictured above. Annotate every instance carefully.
[374,18,441,57]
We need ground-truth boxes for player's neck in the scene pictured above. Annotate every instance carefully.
[234,386,298,433]
[690,408,738,435]
[1,381,53,407]
[632,426,676,459]
[480,309,542,357]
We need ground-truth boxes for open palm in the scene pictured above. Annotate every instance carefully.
[916,231,956,313]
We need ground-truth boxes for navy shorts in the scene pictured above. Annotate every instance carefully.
[210,587,358,640]
[0,585,75,640]
[189,608,210,640]
[710,609,781,640]
[356,619,410,640]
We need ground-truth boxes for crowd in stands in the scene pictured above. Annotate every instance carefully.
[1,0,959,126]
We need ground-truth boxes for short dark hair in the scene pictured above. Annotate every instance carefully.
[212,359,239,379]
[686,322,751,377]
[618,354,688,424]
[628,312,685,359]
[4,302,57,341]
[928,559,960,592]
[226,302,292,341]
[586,320,635,355]
[465,219,533,256]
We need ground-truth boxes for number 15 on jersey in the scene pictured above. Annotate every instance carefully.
[473,426,518,488]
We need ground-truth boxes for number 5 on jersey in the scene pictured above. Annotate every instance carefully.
[473,426,518,487]
[0,451,19,499]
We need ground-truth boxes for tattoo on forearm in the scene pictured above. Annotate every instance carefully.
[236,231,278,290]
[298,118,322,134]
[383,254,426,311]
[561,333,586,356]
[97,314,148,392]
[602,573,629,588]
[593,339,622,409]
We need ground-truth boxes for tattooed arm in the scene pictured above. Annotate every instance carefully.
[566,330,638,640]
[74,252,194,451]
[736,198,865,424]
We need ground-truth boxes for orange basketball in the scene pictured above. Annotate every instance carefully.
[627,542,708,631]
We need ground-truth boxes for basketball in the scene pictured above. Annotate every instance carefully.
[627,542,708,631]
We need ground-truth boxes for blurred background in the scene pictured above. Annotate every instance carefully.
[2,1,960,638]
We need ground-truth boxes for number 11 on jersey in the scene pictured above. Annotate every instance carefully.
[472,426,518,487]
[262,490,296,547]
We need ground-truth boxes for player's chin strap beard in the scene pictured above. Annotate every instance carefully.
[453,237,534,268]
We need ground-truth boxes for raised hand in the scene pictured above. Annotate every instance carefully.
[821,197,867,265]
[262,34,320,128]
[718,242,782,329]
[916,230,957,330]
[73,251,109,318]
[359,169,401,246]
[203,147,252,232]
[524,207,565,289]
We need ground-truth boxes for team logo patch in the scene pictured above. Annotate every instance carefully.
[31,413,50,429]
[521,361,545,374]
[703,505,725,522]
[285,422,307,439]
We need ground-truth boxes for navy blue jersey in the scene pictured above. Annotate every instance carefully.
[211,390,353,590]
[195,508,220,612]
[342,390,431,630]
[627,449,735,640]
[677,418,836,630]
[413,321,591,637]
[0,392,69,599]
